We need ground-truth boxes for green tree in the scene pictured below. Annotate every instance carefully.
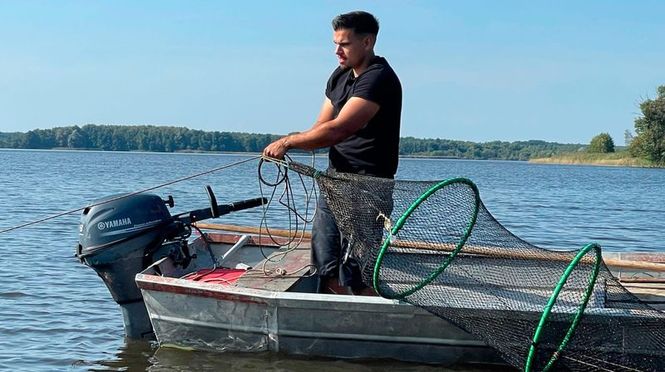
[67,126,90,148]
[630,85,665,164]
[587,132,615,153]
[22,130,44,148]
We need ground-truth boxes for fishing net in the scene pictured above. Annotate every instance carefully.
[288,161,665,372]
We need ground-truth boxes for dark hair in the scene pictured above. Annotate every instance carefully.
[332,11,379,36]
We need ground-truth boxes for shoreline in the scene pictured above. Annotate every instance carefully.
[2,147,662,168]
[529,157,661,168]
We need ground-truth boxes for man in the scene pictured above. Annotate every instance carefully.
[263,11,402,294]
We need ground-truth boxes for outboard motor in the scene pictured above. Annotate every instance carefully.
[76,186,265,339]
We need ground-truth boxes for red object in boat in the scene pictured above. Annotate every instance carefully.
[182,268,246,285]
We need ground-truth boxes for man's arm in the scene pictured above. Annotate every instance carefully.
[313,98,335,127]
[263,97,379,159]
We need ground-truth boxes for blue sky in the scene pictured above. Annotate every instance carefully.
[1,1,663,145]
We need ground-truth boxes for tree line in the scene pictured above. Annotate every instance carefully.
[399,137,581,160]
[0,125,281,153]
[0,124,584,161]
[3,85,663,162]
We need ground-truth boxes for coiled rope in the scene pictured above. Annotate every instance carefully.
[251,154,319,277]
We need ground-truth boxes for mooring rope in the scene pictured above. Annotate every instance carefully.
[0,155,261,235]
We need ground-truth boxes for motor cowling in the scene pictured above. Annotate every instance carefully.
[76,193,174,339]
[77,193,173,301]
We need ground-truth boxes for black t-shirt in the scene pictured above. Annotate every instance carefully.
[325,56,402,178]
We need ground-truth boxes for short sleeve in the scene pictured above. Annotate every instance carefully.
[351,67,386,105]
[325,74,334,99]
[326,67,344,100]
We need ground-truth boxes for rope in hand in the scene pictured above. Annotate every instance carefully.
[0,155,261,235]
[252,154,319,277]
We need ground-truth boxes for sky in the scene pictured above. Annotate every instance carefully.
[0,1,663,145]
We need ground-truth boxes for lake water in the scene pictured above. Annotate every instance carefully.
[0,149,663,371]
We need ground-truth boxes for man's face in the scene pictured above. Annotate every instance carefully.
[333,28,370,69]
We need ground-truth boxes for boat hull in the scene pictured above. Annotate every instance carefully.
[137,273,504,365]
[134,229,665,367]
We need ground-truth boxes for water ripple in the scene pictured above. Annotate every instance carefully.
[0,291,32,299]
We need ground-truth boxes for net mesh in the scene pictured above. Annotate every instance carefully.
[289,162,665,371]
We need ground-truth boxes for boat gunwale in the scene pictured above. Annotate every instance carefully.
[136,271,663,319]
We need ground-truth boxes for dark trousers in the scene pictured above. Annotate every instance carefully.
[311,194,364,291]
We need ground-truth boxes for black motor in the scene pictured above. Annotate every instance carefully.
[78,193,174,300]
[76,187,265,339]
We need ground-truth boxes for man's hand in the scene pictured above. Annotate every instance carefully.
[262,96,378,159]
[263,137,291,159]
